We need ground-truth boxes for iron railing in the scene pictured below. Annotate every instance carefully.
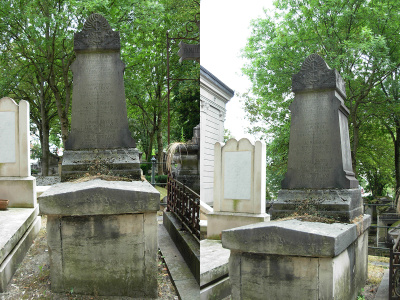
[390,236,400,299]
[167,173,200,240]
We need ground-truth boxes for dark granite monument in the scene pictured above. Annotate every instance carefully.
[222,54,370,300]
[62,13,140,181]
[39,14,160,298]
[271,54,363,221]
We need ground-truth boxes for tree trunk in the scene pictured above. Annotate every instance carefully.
[49,67,70,145]
[39,80,50,176]
[147,131,154,162]
[352,119,360,177]
[157,118,163,175]
[395,120,400,196]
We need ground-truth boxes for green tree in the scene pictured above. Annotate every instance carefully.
[242,0,400,195]
[0,0,199,176]
[0,0,79,175]
[357,120,394,197]
[170,83,200,143]
[375,70,400,195]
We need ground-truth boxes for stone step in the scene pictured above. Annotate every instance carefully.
[0,207,41,292]
[158,222,199,299]
[374,269,389,300]
[200,239,231,300]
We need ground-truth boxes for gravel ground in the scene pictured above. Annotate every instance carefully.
[34,176,61,186]
[0,216,178,300]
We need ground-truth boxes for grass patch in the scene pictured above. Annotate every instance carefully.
[367,255,388,286]
[155,186,168,201]
[368,263,386,285]
[369,255,390,263]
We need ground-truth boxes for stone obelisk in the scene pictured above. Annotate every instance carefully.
[271,54,362,222]
[62,13,140,181]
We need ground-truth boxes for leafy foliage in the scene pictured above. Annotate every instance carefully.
[0,0,199,175]
[242,0,400,197]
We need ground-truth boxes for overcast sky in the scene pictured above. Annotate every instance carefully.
[200,0,274,142]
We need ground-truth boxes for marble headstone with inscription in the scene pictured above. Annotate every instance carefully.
[62,14,140,181]
[207,138,270,239]
[271,54,363,222]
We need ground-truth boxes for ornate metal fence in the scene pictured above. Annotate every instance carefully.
[167,173,200,240]
[390,237,400,299]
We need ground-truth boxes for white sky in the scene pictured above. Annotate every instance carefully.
[201,0,274,142]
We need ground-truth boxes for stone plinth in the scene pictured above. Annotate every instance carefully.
[39,179,159,297]
[271,188,363,222]
[61,148,140,182]
[222,216,371,300]
[0,177,36,208]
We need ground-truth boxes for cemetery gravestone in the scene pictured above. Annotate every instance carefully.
[0,97,36,207]
[39,14,159,298]
[61,13,140,181]
[222,54,370,300]
[0,97,41,292]
[272,53,362,221]
[207,138,270,239]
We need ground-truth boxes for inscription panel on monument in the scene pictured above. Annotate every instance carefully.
[0,112,16,163]
[288,92,341,188]
[224,151,251,200]
[69,51,133,149]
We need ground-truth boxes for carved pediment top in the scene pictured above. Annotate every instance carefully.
[292,54,346,97]
[74,13,120,52]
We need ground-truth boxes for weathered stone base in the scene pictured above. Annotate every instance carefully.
[271,188,363,222]
[46,213,157,297]
[0,177,36,208]
[222,215,371,300]
[207,211,270,239]
[39,179,159,297]
[61,148,141,182]
[0,207,41,292]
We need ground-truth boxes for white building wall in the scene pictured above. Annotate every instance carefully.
[200,66,234,206]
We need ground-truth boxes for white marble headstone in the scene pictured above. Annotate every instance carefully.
[213,138,266,214]
[0,112,16,163]
[0,97,30,177]
[224,151,251,200]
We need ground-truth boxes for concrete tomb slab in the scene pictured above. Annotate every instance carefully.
[39,179,159,216]
[222,216,371,257]
[0,208,41,292]
[222,216,370,300]
[200,239,231,300]
[39,178,159,297]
